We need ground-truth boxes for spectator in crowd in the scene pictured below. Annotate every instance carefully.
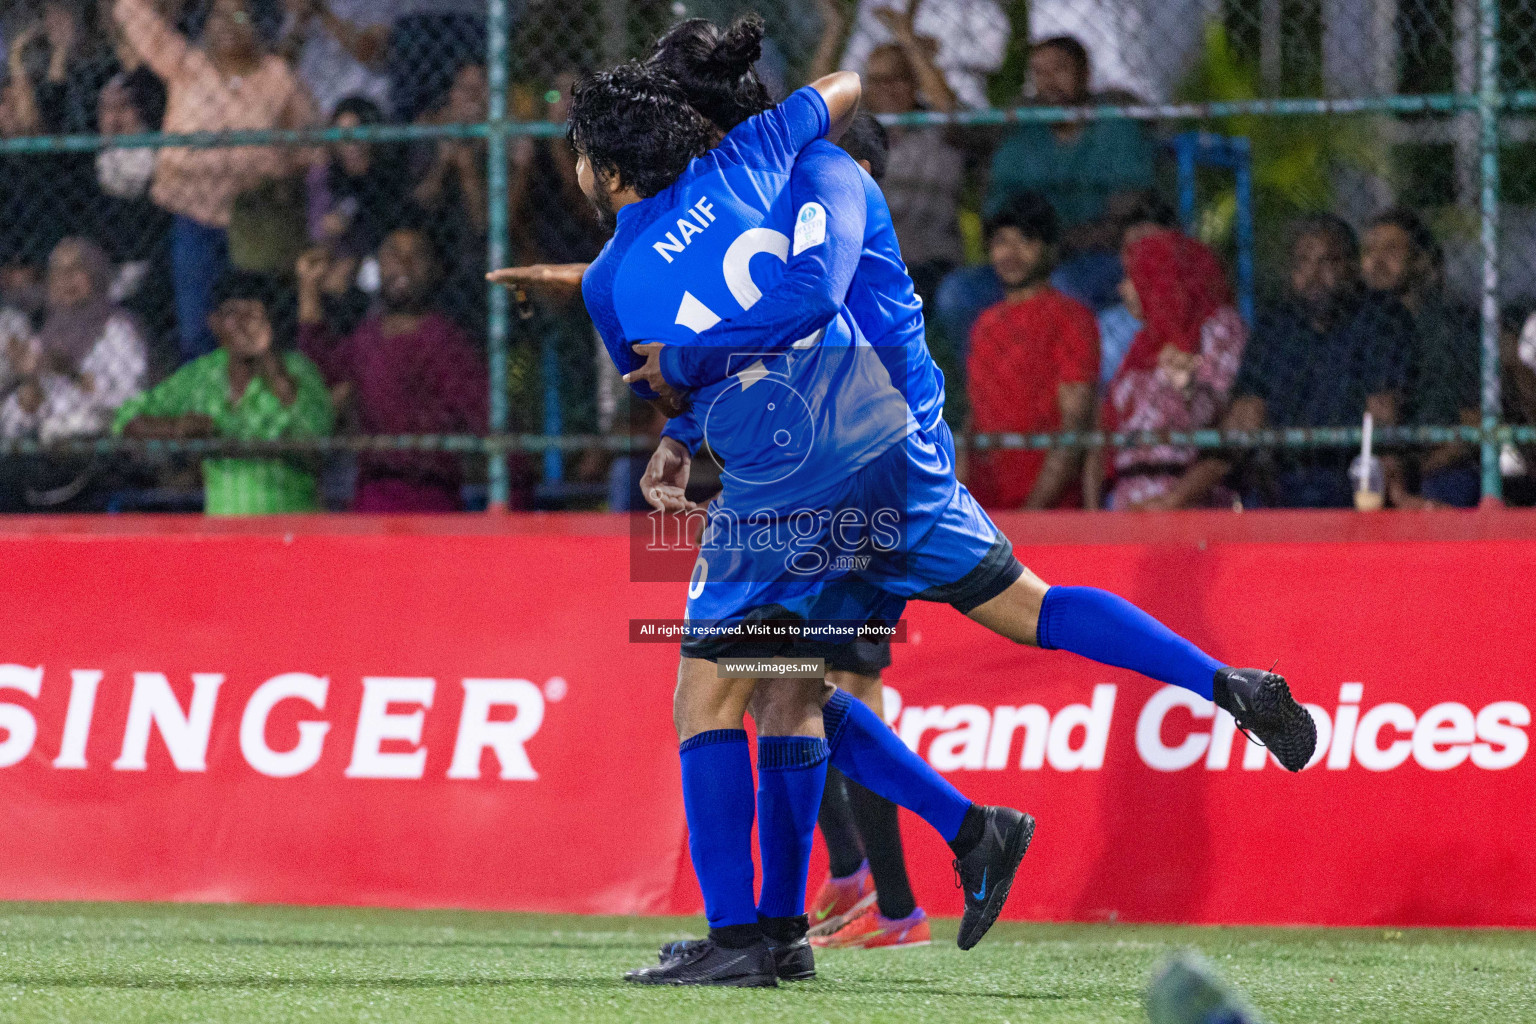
[964,192,1098,510]
[945,34,1155,321]
[114,270,333,515]
[939,187,1173,374]
[1359,206,1481,507]
[0,259,44,332]
[410,59,487,330]
[987,36,1156,232]
[3,238,149,438]
[1,17,95,271]
[277,0,392,117]
[92,67,168,247]
[22,1,118,134]
[296,226,488,512]
[90,66,175,347]
[1103,231,1247,510]
[1216,214,1414,508]
[0,238,149,510]
[835,0,1008,111]
[411,60,488,232]
[934,36,1157,366]
[306,95,406,260]
[812,1,963,301]
[1094,194,1178,389]
[272,0,489,118]
[114,0,320,363]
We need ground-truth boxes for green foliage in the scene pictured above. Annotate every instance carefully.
[987,0,1033,108]
[1176,20,1380,283]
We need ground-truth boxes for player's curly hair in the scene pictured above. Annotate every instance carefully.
[646,14,772,131]
[566,62,715,199]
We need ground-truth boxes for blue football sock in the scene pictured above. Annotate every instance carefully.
[755,735,829,920]
[823,689,971,842]
[679,729,759,929]
[1036,586,1224,700]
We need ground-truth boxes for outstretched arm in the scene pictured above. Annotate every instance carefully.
[645,143,868,393]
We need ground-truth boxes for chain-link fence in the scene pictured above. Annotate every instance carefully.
[0,0,1532,514]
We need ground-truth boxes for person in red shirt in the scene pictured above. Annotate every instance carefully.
[965,191,1099,510]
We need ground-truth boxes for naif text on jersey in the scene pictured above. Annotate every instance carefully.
[652,197,718,263]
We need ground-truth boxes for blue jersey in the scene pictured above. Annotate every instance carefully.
[583,87,909,514]
[660,138,947,453]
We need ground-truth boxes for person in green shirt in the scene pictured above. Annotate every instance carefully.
[113,271,333,515]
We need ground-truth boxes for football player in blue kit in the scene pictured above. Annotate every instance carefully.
[568,58,1038,988]
[640,29,930,946]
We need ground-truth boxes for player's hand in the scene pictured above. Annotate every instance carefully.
[640,436,700,513]
[624,342,684,408]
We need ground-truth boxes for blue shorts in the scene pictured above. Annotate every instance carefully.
[681,421,1022,661]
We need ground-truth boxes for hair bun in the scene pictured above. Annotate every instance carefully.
[707,14,765,77]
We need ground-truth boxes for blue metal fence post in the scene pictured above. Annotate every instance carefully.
[1478,0,1504,503]
[1171,132,1254,325]
[486,0,511,509]
[1174,133,1198,230]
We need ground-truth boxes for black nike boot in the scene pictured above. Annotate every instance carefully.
[626,936,778,987]
[659,915,815,981]
[1213,667,1317,772]
[952,805,1036,951]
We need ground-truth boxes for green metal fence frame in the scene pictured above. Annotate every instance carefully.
[0,3,1522,507]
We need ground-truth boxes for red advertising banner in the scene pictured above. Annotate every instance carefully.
[0,511,1532,927]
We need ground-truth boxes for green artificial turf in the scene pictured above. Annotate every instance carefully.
[0,902,1529,1023]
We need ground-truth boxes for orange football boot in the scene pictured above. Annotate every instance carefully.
[821,907,931,949]
[807,861,877,941]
